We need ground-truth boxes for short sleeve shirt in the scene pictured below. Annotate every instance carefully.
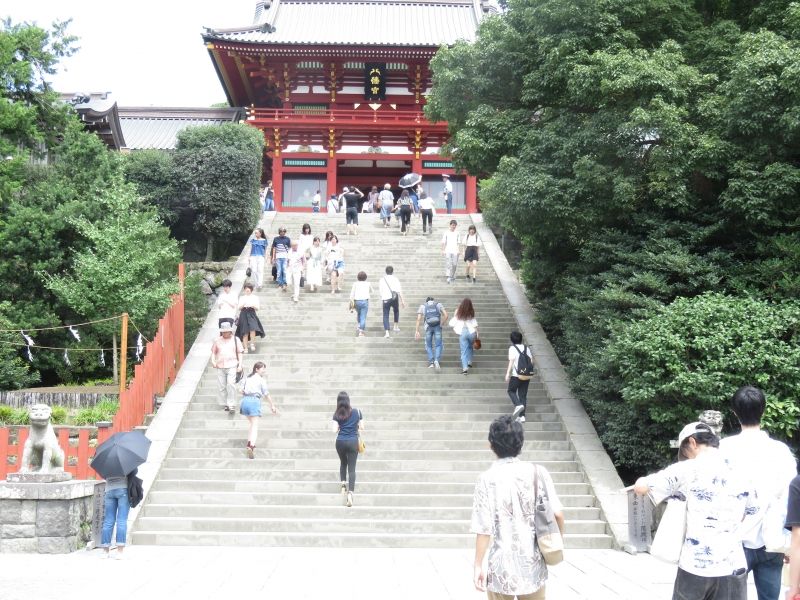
[241,374,268,397]
[785,474,800,529]
[508,344,532,377]
[643,449,755,577]
[471,458,562,595]
[272,236,291,258]
[250,238,267,257]
[334,408,362,441]
[344,193,360,209]
[417,302,444,330]
[442,230,460,254]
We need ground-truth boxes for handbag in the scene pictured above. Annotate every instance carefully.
[358,435,366,454]
[472,338,482,350]
[349,299,355,311]
[300,276,305,288]
[649,495,687,563]
[533,465,564,565]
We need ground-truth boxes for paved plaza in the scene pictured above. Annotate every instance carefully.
[0,546,762,600]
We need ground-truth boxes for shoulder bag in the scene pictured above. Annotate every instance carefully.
[382,277,398,303]
[357,409,366,453]
[533,465,565,565]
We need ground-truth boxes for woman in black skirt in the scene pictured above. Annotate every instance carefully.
[235,282,265,352]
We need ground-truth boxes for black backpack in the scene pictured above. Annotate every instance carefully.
[424,301,441,327]
[514,345,534,380]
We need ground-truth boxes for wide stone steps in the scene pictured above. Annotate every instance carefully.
[132,212,614,549]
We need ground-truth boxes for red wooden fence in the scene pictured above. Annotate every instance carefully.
[0,264,185,480]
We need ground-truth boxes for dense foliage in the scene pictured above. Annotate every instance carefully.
[124,125,264,260]
[427,0,800,476]
[0,20,181,389]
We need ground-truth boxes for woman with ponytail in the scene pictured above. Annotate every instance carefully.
[239,361,277,459]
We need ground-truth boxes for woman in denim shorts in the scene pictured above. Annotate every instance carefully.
[239,361,278,459]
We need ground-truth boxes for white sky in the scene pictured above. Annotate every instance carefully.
[4,0,258,107]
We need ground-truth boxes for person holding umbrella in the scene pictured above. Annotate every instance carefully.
[91,431,151,559]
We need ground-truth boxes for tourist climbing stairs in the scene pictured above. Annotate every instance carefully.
[132,212,614,548]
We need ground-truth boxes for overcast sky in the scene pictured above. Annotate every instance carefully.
[4,0,258,107]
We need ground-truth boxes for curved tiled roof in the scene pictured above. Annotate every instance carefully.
[118,108,243,150]
[203,0,490,47]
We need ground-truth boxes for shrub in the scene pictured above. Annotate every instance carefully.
[0,406,31,425]
[607,293,800,446]
[73,398,119,426]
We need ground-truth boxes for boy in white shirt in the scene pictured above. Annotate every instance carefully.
[441,220,460,284]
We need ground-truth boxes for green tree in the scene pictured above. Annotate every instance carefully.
[122,149,180,226]
[426,0,800,475]
[174,124,263,260]
[0,18,76,207]
[42,181,181,381]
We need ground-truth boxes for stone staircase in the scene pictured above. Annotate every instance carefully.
[132,212,614,548]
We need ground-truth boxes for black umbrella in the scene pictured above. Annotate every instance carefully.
[398,173,422,189]
[90,431,151,479]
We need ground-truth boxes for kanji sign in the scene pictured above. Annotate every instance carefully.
[364,63,386,101]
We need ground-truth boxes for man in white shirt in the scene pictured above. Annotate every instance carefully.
[720,386,797,600]
[311,190,321,213]
[378,266,406,338]
[635,422,755,600]
[215,279,237,328]
[441,220,460,284]
[442,173,453,214]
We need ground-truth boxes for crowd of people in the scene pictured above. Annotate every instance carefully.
[206,205,800,600]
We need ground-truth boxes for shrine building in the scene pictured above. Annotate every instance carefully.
[202,0,496,212]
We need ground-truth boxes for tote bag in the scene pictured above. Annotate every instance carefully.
[650,496,687,563]
[533,465,565,566]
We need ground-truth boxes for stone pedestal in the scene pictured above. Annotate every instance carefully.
[0,479,103,553]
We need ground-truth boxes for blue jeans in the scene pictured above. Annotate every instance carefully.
[312,206,320,213]
[275,257,288,286]
[459,329,475,370]
[424,325,443,363]
[355,300,368,331]
[445,192,453,214]
[744,546,783,600]
[101,487,130,546]
[264,195,274,211]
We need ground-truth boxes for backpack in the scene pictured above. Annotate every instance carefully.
[424,302,441,327]
[514,345,534,380]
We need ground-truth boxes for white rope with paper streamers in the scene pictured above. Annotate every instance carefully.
[135,334,144,362]
[99,350,106,367]
[63,349,71,367]
[21,331,34,361]
[68,325,81,342]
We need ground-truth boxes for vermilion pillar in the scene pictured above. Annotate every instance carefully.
[466,175,478,213]
[272,153,283,210]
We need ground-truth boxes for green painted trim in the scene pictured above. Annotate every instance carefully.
[422,161,453,169]
[283,159,327,167]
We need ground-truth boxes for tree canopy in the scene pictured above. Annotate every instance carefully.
[427,0,800,476]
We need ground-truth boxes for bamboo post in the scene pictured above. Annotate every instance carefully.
[119,312,129,398]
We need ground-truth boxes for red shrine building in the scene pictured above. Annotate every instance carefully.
[203,0,496,212]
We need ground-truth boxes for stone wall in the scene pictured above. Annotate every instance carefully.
[0,480,103,553]
[186,260,236,308]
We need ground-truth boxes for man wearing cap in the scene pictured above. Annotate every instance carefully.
[271,227,291,290]
[210,322,244,412]
[719,386,797,600]
[442,174,453,214]
[634,422,755,600]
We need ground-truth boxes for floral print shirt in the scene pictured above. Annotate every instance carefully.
[471,458,563,595]
[644,449,755,577]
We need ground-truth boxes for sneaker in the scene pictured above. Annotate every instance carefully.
[249,343,256,352]
[516,416,526,423]
[223,406,230,412]
[462,369,469,375]
[346,491,354,507]
[393,326,400,333]
[226,405,235,413]
[246,267,252,277]
[428,363,435,368]
[247,444,254,460]
[384,331,390,338]
[341,482,347,495]
[434,361,441,371]
[113,551,124,560]
[512,405,524,418]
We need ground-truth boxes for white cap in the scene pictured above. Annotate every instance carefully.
[219,322,234,333]
[677,421,713,447]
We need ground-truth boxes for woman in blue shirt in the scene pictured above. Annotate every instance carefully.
[332,392,363,507]
[249,228,268,289]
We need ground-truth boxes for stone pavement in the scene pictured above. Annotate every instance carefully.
[0,546,759,600]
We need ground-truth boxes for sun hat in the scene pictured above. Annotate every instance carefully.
[442,174,450,178]
[219,322,234,333]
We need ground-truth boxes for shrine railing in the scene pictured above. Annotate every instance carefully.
[247,108,447,126]
[0,264,185,480]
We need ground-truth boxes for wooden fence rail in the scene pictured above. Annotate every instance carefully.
[0,264,185,480]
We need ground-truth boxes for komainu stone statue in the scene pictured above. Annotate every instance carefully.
[20,404,65,474]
